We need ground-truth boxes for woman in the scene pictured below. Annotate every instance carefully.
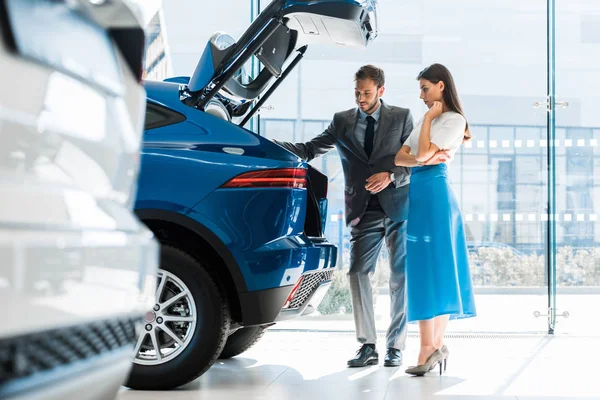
[394,63,476,376]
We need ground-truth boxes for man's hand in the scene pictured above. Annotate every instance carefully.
[365,172,392,194]
[425,149,452,165]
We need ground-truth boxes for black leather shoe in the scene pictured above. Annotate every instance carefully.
[383,348,402,367]
[347,344,378,367]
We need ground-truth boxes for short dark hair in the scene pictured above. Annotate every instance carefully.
[355,64,385,88]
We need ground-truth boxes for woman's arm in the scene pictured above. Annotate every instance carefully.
[394,145,419,167]
[415,116,440,162]
[417,105,467,162]
[395,145,452,167]
[416,101,445,161]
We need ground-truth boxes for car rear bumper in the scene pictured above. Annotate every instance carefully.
[238,238,337,326]
[238,285,294,326]
[277,238,337,320]
[276,272,334,321]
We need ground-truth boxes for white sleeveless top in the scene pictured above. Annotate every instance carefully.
[406,111,466,162]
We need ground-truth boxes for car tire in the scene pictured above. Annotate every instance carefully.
[125,245,230,390]
[218,326,267,359]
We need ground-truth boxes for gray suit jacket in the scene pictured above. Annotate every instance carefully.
[277,101,413,226]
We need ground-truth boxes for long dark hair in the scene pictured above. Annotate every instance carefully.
[417,63,471,142]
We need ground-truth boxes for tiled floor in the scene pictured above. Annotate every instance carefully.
[117,331,599,400]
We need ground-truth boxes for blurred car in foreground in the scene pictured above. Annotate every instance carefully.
[0,0,158,398]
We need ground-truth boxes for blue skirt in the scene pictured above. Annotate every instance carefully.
[406,164,476,322]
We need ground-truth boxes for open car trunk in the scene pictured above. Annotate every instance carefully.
[184,0,379,124]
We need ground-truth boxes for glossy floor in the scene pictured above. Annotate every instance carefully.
[117,331,599,400]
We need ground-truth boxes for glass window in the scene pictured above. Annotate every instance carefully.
[594,155,600,187]
[594,187,600,244]
[462,154,488,184]
[489,157,516,216]
[516,127,544,155]
[556,172,567,219]
[463,125,488,155]
[489,127,515,155]
[302,121,328,142]
[145,107,166,129]
[493,220,514,246]
[516,220,544,246]
[565,129,594,187]
[555,155,566,187]
[461,183,488,216]
[313,151,341,176]
[464,220,486,243]
[447,151,463,184]
[261,119,295,142]
[516,184,545,214]
[555,128,567,156]
[144,103,185,130]
[516,183,545,249]
[516,156,543,184]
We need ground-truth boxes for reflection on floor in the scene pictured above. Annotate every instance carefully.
[117,331,599,400]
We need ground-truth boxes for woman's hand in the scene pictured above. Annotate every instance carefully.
[425,101,443,120]
[425,149,452,165]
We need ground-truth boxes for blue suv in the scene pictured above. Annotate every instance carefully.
[126,0,379,390]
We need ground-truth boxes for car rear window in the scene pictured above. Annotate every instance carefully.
[145,103,186,130]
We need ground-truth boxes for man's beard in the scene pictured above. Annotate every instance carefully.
[363,97,380,114]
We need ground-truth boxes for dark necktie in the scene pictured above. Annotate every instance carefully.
[364,115,376,158]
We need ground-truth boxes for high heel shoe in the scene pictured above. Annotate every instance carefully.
[405,349,444,376]
[430,345,449,372]
[441,345,449,372]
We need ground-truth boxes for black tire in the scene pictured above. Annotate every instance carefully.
[125,246,230,390]
[218,326,267,359]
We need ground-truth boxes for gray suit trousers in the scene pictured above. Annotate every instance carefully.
[347,205,408,350]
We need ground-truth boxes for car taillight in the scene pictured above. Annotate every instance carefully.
[221,168,307,189]
[281,276,304,309]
